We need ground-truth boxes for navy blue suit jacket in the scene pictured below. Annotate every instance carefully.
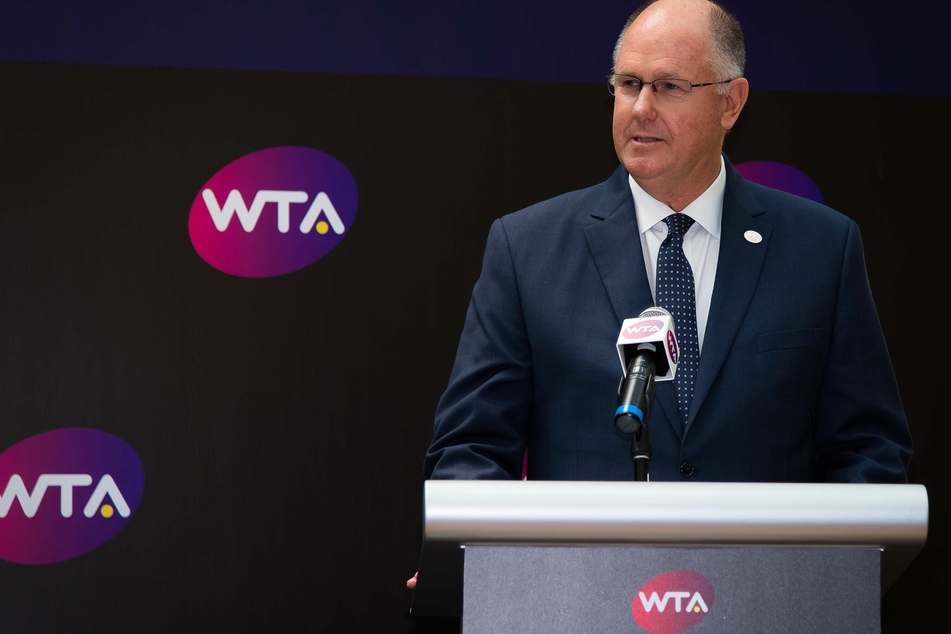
[425,159,913,483]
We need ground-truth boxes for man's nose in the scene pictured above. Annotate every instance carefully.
[630,84,659,117]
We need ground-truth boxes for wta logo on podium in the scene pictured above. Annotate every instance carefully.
[631,570,714,633]
[189,146,358,278]
[0,428,145,564]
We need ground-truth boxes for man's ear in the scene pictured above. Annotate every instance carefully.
[721,77,749,131]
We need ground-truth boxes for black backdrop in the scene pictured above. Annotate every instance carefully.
[0,57,948,632]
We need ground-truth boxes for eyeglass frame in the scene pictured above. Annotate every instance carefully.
[605,74,736,101]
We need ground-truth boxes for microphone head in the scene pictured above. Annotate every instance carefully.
[638,307,674,335]
[616,307,679,381]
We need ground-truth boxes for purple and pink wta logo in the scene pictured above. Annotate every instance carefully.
[0,428,145,565]
[632,570,714,633]
[623,319,665,340]
[734,161,823,204]
[189,146,358,278]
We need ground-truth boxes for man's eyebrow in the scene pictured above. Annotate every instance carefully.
[651,70,686,79]
[615,70,686,80]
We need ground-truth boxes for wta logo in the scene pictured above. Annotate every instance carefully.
[622,319,664,340]
[0,428,145,564]
[632,570,714,634]
[735,161,823,204]
[623,319,664,340]
[189,146,358,278]
[666,329,678,365]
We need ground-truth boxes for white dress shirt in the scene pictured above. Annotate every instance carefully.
[628,156,725,353]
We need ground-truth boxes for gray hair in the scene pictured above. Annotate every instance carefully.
[611,0,745,94]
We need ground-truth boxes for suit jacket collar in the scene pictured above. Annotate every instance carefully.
[583,157,772,438]
[583,164,655,325]
[689,158,771,431]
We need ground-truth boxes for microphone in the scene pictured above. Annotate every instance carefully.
[614,307,679,433]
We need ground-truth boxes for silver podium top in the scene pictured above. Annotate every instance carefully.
[424,480,929,547]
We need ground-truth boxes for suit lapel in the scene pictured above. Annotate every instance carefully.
[583,165,682,438]
[686,161,771,430]
[583,166,655,323]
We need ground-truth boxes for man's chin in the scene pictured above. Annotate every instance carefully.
[620,156,666,181]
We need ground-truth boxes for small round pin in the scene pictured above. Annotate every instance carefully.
[744,230,763,244]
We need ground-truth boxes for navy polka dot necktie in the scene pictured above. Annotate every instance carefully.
[656,213,699,424]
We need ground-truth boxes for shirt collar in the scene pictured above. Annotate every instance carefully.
[628,155,725,238]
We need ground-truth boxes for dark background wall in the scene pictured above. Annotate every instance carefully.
[0,2,948,632]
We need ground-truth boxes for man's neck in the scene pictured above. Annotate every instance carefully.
[633,156,724,212]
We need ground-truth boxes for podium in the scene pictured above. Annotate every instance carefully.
[410,480,928,633]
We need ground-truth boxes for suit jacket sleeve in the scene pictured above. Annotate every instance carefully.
[424,218,532,480]
[813,219,913,482]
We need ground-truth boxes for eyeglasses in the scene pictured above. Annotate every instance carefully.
[606,74,735,103]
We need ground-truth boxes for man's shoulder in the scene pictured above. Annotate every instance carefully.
[730,173,852,230]
[498,165,629,231]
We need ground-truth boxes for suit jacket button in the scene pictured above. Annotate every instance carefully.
[680,462,695,477]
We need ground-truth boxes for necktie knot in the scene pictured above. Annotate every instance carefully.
[663,213,695,238]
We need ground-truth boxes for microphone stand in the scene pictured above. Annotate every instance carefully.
[616,348,656,482]
[630,424,651,481]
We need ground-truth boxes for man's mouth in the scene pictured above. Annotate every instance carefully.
[633,136,662,143]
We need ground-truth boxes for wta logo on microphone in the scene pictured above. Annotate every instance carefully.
[622,319,665,340]
[631,570,714,633]
[665,329,678,365]
[189,146,358,278]
[0,428,145,564]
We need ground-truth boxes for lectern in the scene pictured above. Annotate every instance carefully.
[410,481,928,633]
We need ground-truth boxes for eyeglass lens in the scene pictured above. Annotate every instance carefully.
[608,76,693,102]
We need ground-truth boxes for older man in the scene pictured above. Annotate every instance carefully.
[423,0,912,485]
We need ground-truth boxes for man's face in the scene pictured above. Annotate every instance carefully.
[611,3,735,205]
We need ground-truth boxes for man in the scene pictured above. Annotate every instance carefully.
[423,0,913,485]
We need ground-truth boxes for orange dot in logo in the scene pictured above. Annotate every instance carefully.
[693,606,701,613]
[316,221,330,234]
[101,505,114,518]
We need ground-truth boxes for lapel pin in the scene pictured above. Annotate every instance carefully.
[744,230,763,244]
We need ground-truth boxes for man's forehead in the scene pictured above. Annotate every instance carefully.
[615,31,709,75]
[616,7,711,74]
